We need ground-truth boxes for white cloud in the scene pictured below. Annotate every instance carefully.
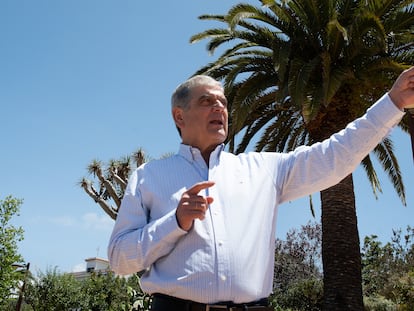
[81,212,113,232]
[31,212,113,232]
[48,215,76,227]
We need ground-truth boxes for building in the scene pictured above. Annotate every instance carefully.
[71,257,110,281]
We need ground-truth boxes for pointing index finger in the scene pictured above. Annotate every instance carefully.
[186,181,215,195]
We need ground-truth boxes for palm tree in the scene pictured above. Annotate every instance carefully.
[190,0,414,309]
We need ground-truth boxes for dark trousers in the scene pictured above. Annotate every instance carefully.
[150,294,273,311]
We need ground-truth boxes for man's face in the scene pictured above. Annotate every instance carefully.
[173,83,228,152]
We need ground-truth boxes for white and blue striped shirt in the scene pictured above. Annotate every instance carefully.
[108,93,403,304]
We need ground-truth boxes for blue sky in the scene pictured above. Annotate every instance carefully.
[1,0,413,275]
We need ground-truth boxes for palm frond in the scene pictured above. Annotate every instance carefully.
[361,155,382,200]
[191,0,412,202]
[372,137,406,205]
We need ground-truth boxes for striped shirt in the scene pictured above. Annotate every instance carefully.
[108,93,403,304]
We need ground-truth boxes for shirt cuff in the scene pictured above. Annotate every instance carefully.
[153,209,187,245]
[367,93,405,129]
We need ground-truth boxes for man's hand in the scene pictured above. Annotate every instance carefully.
[389,66,414,110]
[176,181,215,231]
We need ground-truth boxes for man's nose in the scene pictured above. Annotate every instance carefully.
[212,101,226,110]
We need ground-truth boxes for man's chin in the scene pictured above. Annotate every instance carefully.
[216,135,227,145]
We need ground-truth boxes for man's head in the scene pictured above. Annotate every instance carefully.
[171,75,228,153]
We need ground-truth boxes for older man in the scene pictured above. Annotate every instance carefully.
[108,68,414,311]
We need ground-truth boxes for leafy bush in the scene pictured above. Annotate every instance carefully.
[24,268,85,311]
[271,278,323,311]
[23,269,150,311]
[362,227,414,309]
[0,195,25,308]
[272,222,323,310]
[363,295,397,311]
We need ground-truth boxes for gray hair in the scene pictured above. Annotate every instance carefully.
[171,75,222,110]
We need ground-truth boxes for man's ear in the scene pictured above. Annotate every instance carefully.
[172,107,184,128]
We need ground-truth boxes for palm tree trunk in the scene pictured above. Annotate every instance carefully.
[321,174,363,310]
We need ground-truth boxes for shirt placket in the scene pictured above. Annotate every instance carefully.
[208,156,232,301]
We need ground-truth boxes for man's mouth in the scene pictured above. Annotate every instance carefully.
[210,119,223,125]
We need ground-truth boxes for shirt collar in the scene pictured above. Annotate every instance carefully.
[178,143,224,163]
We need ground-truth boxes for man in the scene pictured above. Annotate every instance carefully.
[108,67,414,311]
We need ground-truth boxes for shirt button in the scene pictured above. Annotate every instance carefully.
[220,274,227,281]
[218,240,224,246]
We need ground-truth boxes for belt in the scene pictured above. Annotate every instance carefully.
[151,293,272,311]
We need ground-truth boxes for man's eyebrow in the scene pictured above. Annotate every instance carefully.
[198,93,211,100]
[198,93,228,104]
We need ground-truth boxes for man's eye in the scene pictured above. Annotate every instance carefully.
[199,96,227,108]
[200,98,213,106]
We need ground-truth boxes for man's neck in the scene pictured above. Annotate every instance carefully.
[182,143,222,167]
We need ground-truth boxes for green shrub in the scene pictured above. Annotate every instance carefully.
[364,295,397,311]
[271,278,323,311]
